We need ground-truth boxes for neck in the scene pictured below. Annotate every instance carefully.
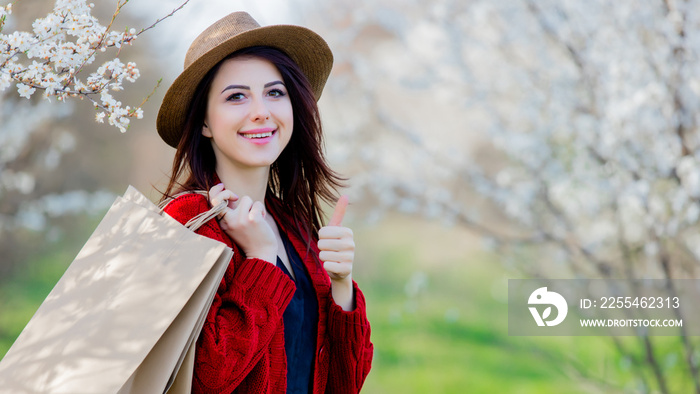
[215,162,270,203]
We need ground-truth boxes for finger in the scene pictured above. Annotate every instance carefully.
[232,196,253,218]
[249,201,266,220]
[318,238,355,252]
[319,250,353,264]
[222,190,240,208]
[211,192,238,220]
[209,183,225,197]
[224,197,251,229]
[328,195,349,226]
[319,226,353,240]
[212,190,238,206]
[323,261,352,280]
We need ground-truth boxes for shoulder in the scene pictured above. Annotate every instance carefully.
[162,192,210,226]
[162,192,233,248]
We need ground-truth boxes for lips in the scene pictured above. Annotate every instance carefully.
[239,128,276,144]
[242,131,273,139]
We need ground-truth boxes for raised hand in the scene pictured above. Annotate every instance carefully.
[209,183,277,264]
[319,195,354,282]
[319,195,356,310]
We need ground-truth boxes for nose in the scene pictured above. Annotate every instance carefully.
[249,95,271,122]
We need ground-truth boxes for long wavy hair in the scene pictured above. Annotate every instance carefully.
[161,46,344,249]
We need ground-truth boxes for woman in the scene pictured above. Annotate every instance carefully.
[157,11,373,394]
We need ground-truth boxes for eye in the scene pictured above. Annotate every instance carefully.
[226,92,245,101]
[268,88,286,98]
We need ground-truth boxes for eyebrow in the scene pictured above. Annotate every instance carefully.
[220,80,285,94]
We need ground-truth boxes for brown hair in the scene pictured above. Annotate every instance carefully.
[161,46,344,248]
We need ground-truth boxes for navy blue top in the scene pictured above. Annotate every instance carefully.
[276,230,319,393]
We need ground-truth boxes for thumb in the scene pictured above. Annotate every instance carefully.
[328,195,349,226]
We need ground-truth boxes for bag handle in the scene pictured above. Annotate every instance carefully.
[159,190,229,232]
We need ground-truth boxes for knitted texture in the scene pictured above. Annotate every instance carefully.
[164,194,373,393]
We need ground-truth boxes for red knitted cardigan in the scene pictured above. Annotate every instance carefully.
[164,193,373,393]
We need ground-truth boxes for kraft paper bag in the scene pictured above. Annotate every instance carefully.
[0,186,231,394]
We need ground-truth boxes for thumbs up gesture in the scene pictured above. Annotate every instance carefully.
[318,195,354,283]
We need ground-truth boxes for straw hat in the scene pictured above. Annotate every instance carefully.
[157,11,333,148]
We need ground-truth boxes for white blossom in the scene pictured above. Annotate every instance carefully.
[16,83,35,99]
[677,156,700,198]
[0,0,154,132]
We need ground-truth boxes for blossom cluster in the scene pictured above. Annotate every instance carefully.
[0,0,145,132]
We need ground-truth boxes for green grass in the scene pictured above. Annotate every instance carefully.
[356,235,590,393]
[0,238,76,355]
[352,217,698,393]
[0,214,99,356]
[1,215,697,393]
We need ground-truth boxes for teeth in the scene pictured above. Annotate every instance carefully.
[243,132,273,139]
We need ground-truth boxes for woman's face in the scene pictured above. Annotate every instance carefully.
[203,56,293,171]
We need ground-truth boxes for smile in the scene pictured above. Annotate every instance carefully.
[241,131,274,139]
[239,128,277,145]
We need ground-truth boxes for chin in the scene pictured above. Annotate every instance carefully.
[241,156,281,168]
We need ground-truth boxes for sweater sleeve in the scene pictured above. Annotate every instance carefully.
[324,280,374,393]
[163,194,296,393]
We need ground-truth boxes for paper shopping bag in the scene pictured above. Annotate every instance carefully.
[0,186,231,394]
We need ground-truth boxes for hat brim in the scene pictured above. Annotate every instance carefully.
[157,24,333,148]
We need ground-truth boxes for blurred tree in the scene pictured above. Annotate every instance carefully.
[0,0,183,279]
[299,0,700,392]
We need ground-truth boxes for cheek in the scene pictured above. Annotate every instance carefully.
[274,99,294,125]
[204,106,221,131]
[208,106,245,129]
[282,109,293,144]
[282,105,294,133]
